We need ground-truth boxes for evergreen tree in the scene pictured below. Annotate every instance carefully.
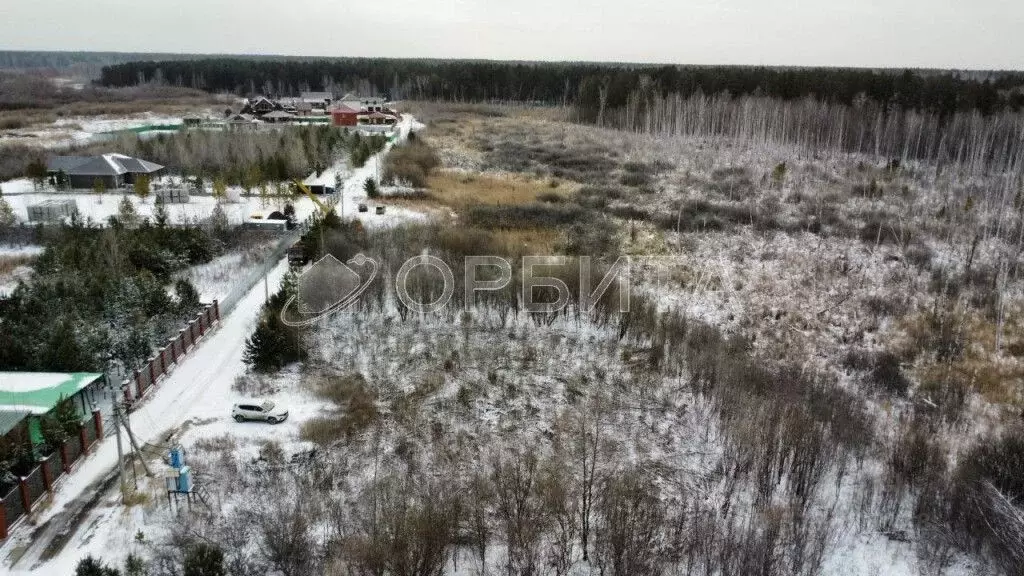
[0,194,15,227]
[75,555,121,576]
[209,202,229,237]
[175,278,202,313]
[93,178,107,202]
[364,177,379,199]
[133,174,151,202]
[118,196,139,229]
[212,176,228,202]
[154,196,170,227]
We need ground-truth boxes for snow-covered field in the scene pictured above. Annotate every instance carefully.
[0,190,317,226]
[0,113,187,148]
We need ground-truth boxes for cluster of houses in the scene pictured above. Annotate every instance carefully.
[224,92,400,130]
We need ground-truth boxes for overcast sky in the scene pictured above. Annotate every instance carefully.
[2,0,1022,69]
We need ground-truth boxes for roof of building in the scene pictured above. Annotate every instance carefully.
[0,409,29,437]
[331,104,360,114]
[263,111,296,120]
[0,372,104,415]
[47,154,164,177]
[301,91,333,101]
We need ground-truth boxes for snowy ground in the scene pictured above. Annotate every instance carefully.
[0,191,318,227]
[0,113,188,149]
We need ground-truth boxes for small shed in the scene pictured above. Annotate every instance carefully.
[27,199,78,223]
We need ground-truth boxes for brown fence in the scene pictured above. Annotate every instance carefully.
[123,301,221,409]
[0,416,103,539]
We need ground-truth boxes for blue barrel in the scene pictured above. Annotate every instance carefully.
[177,466,193,493]
[169,446,185,468]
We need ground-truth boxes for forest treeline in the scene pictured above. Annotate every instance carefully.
[100,58,1024,116]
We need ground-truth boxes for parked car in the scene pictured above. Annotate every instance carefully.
[232,400,288,424]
[287,243,310,266]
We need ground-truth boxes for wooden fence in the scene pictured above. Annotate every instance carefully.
[122,301,221,409]
[0,411,104,539]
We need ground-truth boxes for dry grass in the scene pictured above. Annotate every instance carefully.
[490,228,561,255]
[192,433,238,453]
[901,305,1024,405]
[424,171,575,209]
[301,373,381,445]
[0,255,34,277]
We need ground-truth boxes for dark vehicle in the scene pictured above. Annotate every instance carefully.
[288,243,310,266]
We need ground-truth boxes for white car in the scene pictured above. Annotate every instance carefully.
[232,401,288,424]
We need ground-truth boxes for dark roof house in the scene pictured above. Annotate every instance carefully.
[46,154,164,189]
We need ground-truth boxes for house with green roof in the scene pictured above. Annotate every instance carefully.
[0,372,105,450]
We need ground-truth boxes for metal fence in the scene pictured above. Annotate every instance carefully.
[121,211,318,408]
[0,419,102,539]
[219,213,317,315]
[123,302,220,406]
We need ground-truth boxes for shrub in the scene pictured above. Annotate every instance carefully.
[301,373,380,444]
[184,543,226,576]
[384,138,440,187]
[869,352,911,397]
[620,172,651,187]
[536,191,565,204]
[939,430,1024,574]
[463,202,587,229]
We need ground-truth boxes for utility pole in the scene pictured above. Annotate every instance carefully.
[116,403,152,477]
[112,391,126,497]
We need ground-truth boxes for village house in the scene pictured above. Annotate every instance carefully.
[331,94,399,128]
[300,91,334,110]
[226,113,260,130]
[262,110,297,124]
[46,154,164,189]
[244,96,277,116]
[330,103,360,127]
[0,372,109,539]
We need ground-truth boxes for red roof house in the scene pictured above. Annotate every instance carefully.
[331,104,359,127]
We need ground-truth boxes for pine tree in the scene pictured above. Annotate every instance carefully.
[75,556,121,576]
[0,194,16,227]
[212,176,227,202]
[118,196,139,229]
[175,278,201,313]
[154,196,169,227]
[364,177,379,199]
[93,178,107,203]
[209,202,229,237]
[133,174,151,202]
